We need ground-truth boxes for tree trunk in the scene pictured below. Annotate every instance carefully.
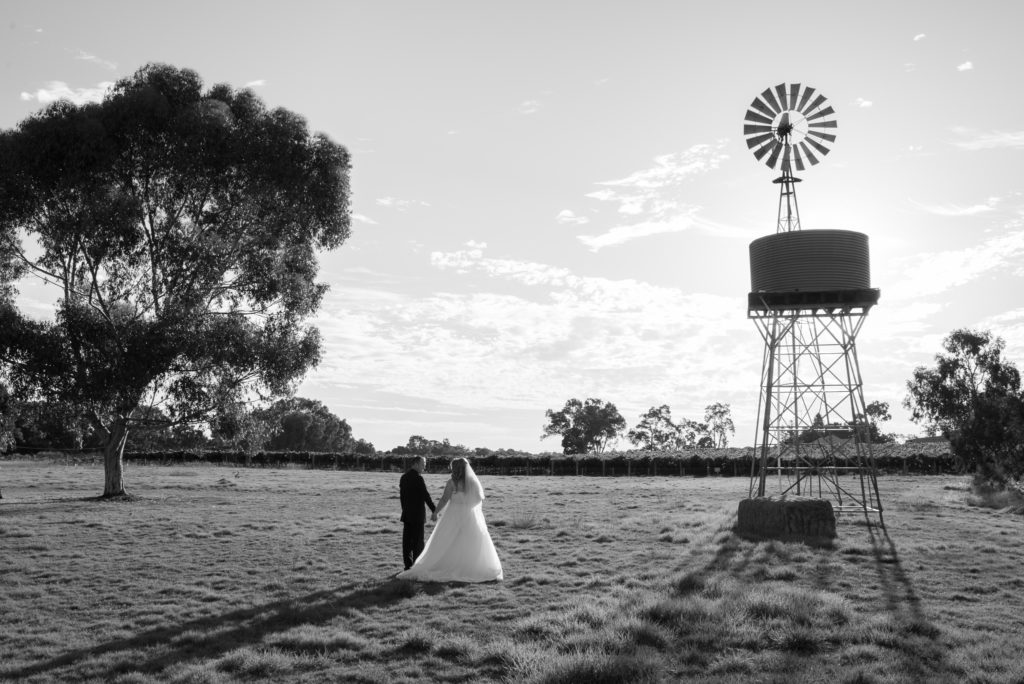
[102,419,129,497]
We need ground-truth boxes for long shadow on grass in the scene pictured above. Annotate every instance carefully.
[864,523,952,679]
[4,577,446,680]
[666,520,952,680]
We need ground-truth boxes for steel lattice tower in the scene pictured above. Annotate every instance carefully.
[743,83,884,525]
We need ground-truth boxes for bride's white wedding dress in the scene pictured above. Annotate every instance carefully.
[397,468,502,583]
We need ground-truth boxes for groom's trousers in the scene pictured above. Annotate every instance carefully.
[402,521,425,569]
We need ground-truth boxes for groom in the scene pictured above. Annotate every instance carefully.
[399,456,437,570]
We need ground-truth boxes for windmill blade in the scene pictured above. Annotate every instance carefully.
[807,129,837,143]
[775,83,789,111]
[796,85,816,112]
[808,120,838,130]
[789,84,801,110]
[798,141,820,166]
[802,94,828,114]
[745,132,775,149]
[805,137,832,157]
[792,144,806,171]
[806,105,836,122]
[761,87,782,114]
[749,96,775,119]
[752,139,778,162]
[765,141,784,168]
[744,109,774,125]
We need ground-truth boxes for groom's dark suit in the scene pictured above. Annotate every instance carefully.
[400,467,436,569]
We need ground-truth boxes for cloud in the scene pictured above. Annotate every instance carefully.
[376,196,431,211]
[404,246,755,411]
[353,213,378,225]
[957,61,973,71]
[556,209,590,225]
[519,100,541,115]
[20,80,113,105]
[913,33,926,41]
[855,97,873,108]
[577,218,694,250]
[583,143,728,216]
[888,229,1024,299]
[951,128,1024,151]
[909,197,998,216]
[74,50,116,70]
[577,214,748,251]
[245,79,267,88]
[431,248,571,285]
[593,142,728,196]
[571,141,733,249]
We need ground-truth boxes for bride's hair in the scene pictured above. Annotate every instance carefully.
[450,458,468,491]
[450,457,484,503]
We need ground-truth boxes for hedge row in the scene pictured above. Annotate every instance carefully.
[112,443,958,477]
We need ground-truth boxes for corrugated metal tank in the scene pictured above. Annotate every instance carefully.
[749,229,870,292]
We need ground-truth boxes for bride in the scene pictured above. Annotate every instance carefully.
[397,457,503,583]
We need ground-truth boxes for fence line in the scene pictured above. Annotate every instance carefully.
[3,445,958,477]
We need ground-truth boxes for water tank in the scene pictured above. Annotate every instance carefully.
[749,229,870,292]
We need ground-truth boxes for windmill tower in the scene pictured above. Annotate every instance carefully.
[743,83,884,526]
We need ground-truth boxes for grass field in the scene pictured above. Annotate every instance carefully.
[1,460,1023,683]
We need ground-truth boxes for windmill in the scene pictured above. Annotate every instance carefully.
[742,83,884,530]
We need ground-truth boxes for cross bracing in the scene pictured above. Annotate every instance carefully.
[748,308,884,524]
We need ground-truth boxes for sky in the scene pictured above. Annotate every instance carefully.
[3,1,1024,452]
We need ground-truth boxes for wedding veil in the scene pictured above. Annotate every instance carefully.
[463,460,485,506]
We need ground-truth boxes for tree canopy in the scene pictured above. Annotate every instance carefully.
[542,398,626,455]
[703,402,735,448]
[253,397,355,452]
[0,63,351,496]
[905,328,1024,485]
[627,404,680,450]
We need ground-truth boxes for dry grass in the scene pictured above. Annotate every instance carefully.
[1,460,1023,682]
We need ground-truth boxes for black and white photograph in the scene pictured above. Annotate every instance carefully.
[2,1,1023,681]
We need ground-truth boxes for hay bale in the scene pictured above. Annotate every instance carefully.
[736,497,836,544]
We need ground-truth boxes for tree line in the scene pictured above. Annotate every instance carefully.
[60,441,953,479]
[0,395,374,457]
[537,398,896,455]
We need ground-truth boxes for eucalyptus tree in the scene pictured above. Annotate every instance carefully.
[627,404,681,451]
[703,402,735,448]
[905,329,1024,484]
[0,64,351,497]
[255,397,354,452]
[542,397,626,455]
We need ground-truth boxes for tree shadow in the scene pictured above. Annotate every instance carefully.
[0,495,107,509]
[5,577,447,680]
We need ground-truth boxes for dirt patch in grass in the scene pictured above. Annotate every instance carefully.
[1,464,1022,682]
